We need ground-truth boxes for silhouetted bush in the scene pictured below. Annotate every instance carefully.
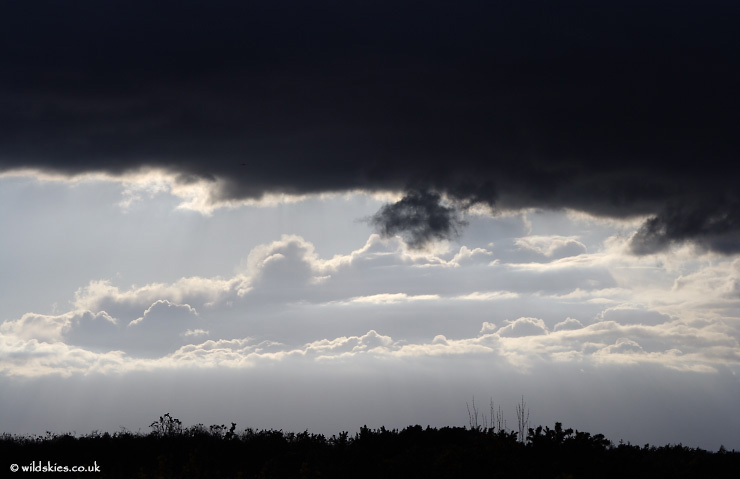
[1,414,737,478]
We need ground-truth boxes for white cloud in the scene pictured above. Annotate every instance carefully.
[479,322,497,334]
[457,291,519,301]
[72,277,239,323]
[496,317,549,338]
[0,333,130,377]
[182,328,209,338]
[3,224,738,367]
[0,167,321,214]
[130,299,198,325]
[514,235,587,260]
[1,309,739,383]
[449,246,495,266]
[0,312,71,342]
[345,293,440,305]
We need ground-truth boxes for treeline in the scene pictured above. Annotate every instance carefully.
[2,414,738,478]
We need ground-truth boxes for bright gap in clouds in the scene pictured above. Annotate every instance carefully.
[0,174,739,450]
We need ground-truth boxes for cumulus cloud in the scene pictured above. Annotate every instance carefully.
[0,312,70,342]
[672,258,740,300]
[2,218,739,373]
[449,246,495,266]
[553,317,584,332]
[0,333,129,377]
[479,322,498,334]
[597,307,673,326]
[241,234,333,299]
[3,312,738,378]
[305,330,395,358]
[514,236,587,261]
[130,299,198,326]
[72,277,239,323]
[496,317,549,338]
[602,337,645,354]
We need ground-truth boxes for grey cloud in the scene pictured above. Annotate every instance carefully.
[599,338,645,355]
[597,308,673,327]
[553,317,584,332]
[71,277,238,327]
[59,300,202,357]
[63,311,119,352]
[550,240,588,260]
[1,1,738,253]
[630,199,740,255]
[369,191,467,248]
[498,264,618,296]
[124,300,200,356]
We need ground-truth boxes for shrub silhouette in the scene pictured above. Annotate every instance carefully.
[149,413,182,437]
[1,412,737,478]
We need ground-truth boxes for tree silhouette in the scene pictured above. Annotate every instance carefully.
[149,413,182,437]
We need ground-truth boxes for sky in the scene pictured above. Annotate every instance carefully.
[1,1,739,450]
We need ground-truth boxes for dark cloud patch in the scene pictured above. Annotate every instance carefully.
[630,198,740,255]
[1,1,739,252]
[369,191,466,248]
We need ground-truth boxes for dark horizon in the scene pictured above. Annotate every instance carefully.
[4,412,739,478]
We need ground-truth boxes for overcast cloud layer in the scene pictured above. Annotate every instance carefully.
[1,1,739,253]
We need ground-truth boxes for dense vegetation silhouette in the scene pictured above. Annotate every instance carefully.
[2,411,738,478]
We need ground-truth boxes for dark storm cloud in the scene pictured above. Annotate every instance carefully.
[630,197,740,255]
[1,1,739,251]
[369,191,466,248]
